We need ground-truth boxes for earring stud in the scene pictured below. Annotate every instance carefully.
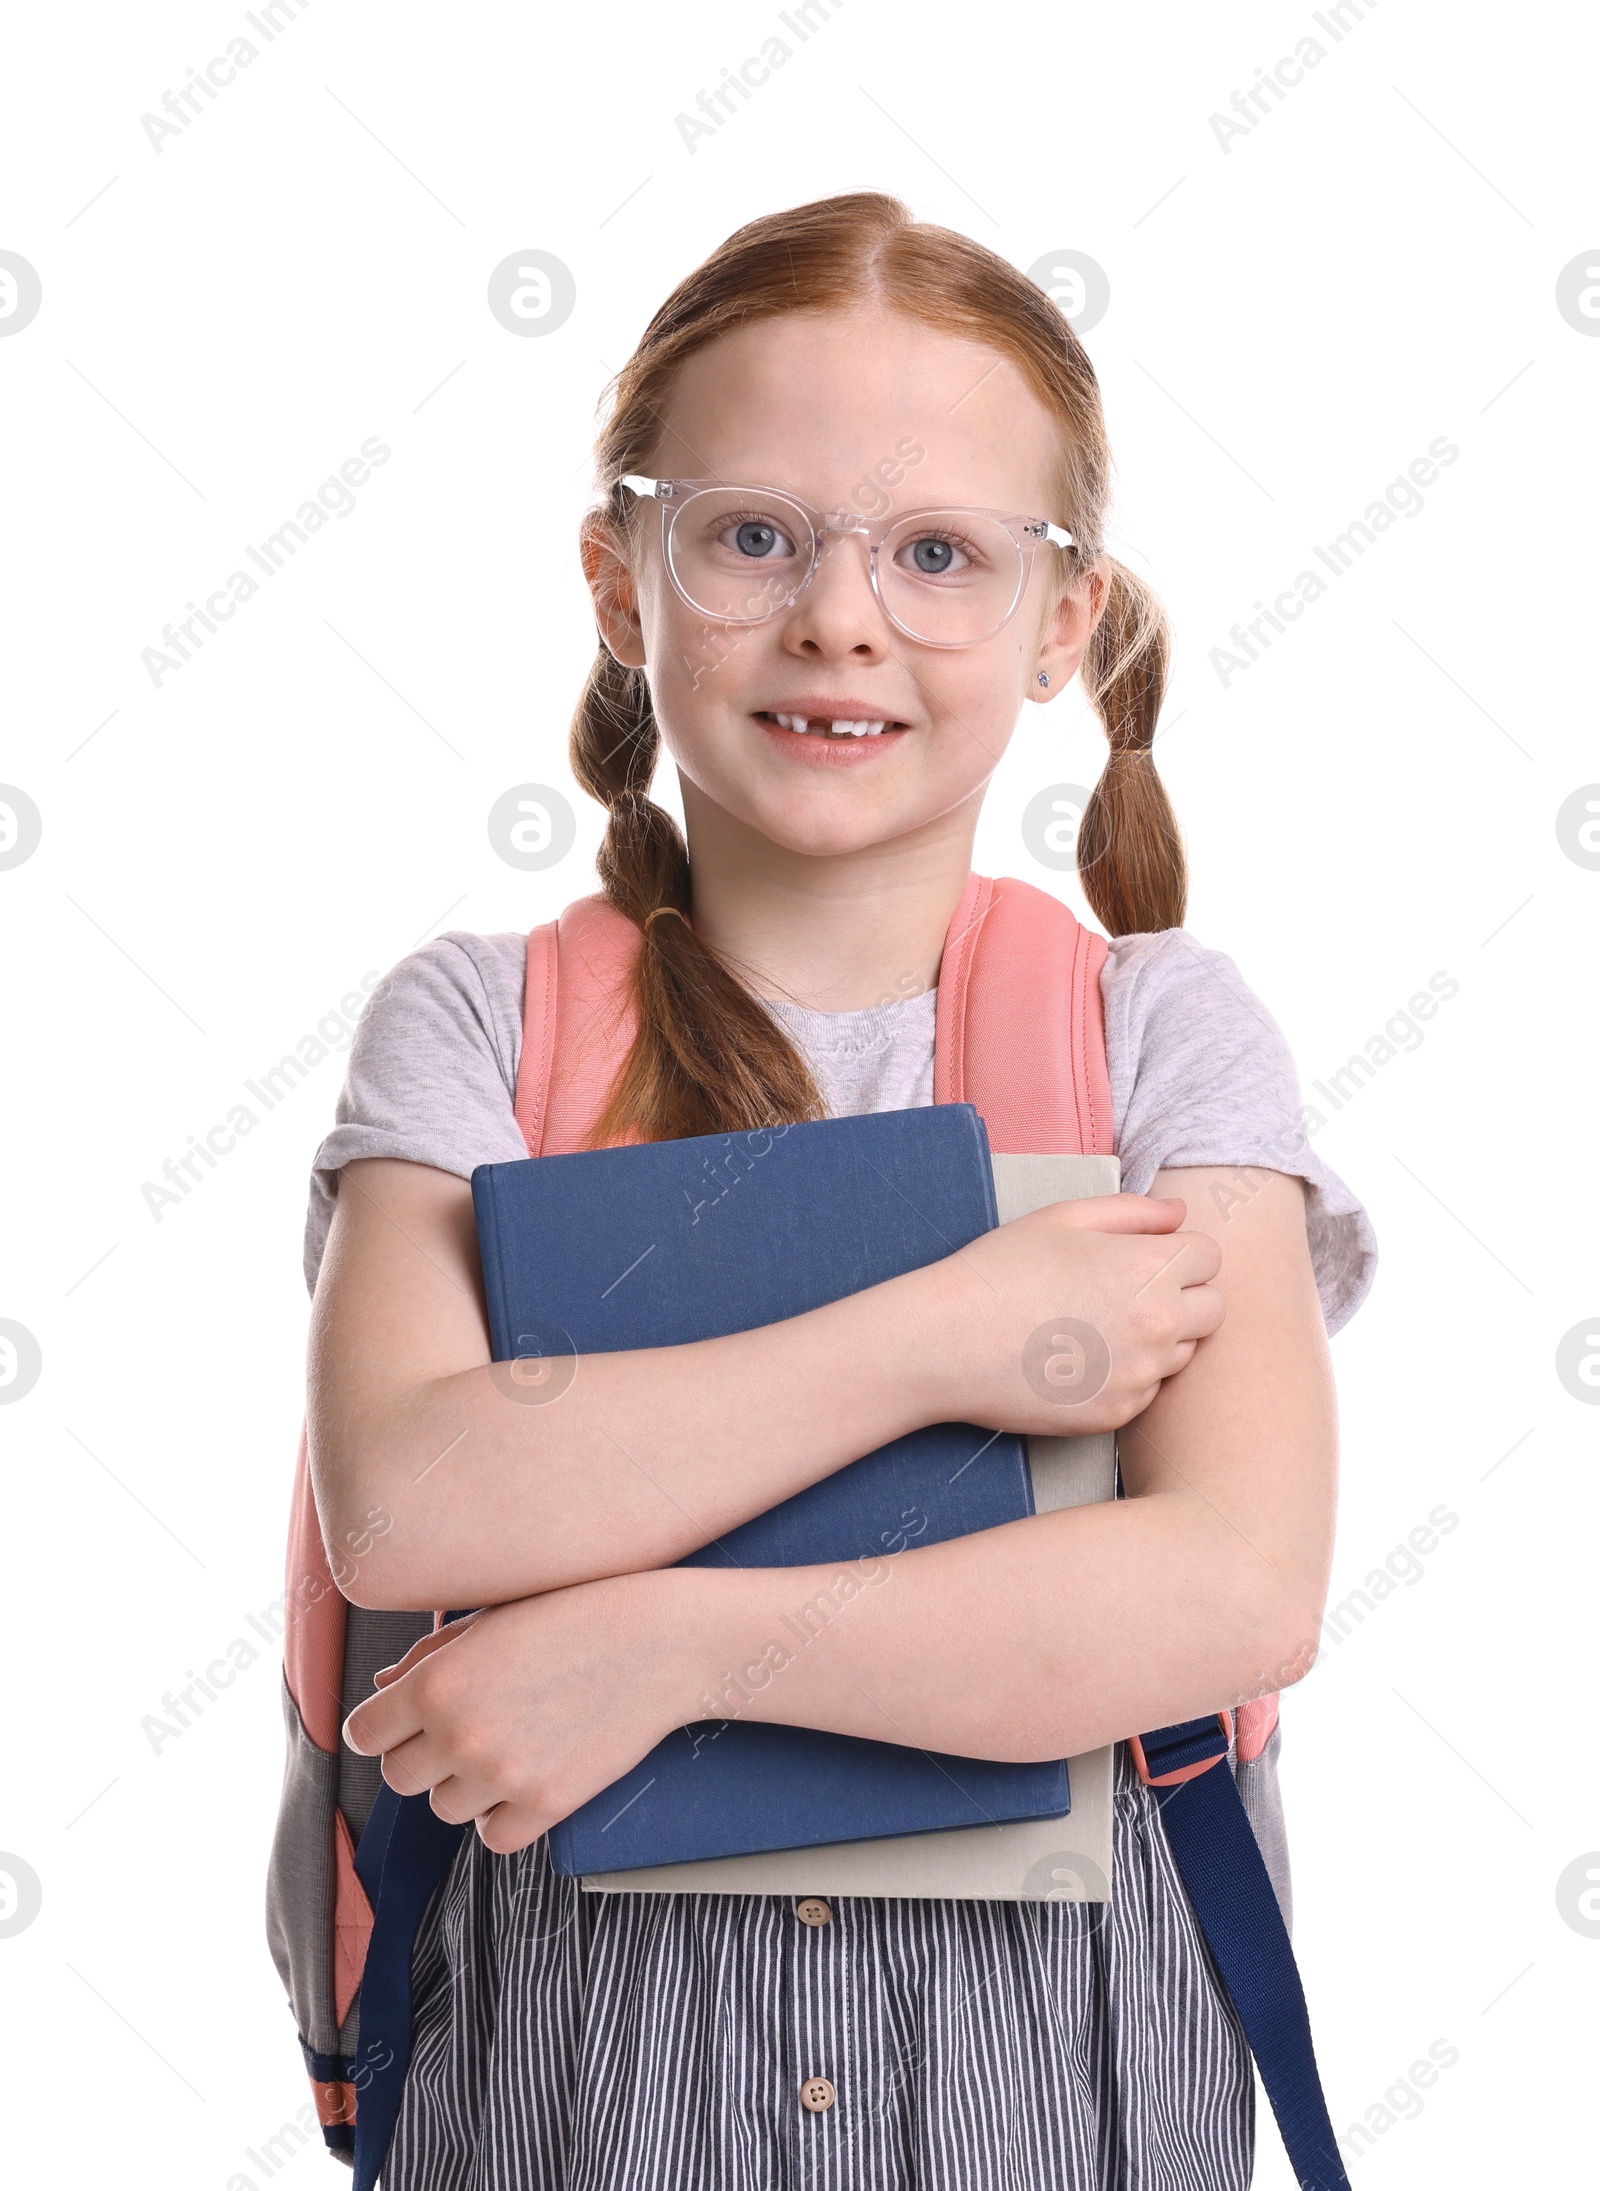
[1037,672,1049,687]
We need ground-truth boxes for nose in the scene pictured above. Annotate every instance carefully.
[778,523,893,665]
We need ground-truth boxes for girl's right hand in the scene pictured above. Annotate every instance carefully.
[912,1195,1226,1437]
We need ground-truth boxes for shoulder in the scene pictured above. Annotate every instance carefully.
[1101,928,1301,1123]
[302,929,529,1296]
[355,929,528,1095]
[1099,927,1379,1336]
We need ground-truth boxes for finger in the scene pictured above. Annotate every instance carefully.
[1050,1194,1187,1234]
[423,1773,500,1827]
[476,1800,549,1857]
[393,1613,484,1675]
[376,1727,457,1798]
[343,1679,427,1756]
[371,1623,466,1689]
[1190,1285,1228,1340]
[1168,1229,1224,1283]
[1168,1284,1227,1345]
[1133,1226,1222,1286]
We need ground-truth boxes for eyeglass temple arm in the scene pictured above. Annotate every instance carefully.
[620,474,670,499]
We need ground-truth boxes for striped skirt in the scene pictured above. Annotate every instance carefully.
[383,1743,1260,2190]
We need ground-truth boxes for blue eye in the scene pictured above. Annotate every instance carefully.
[720,518,794,560]
[898,532,972,578]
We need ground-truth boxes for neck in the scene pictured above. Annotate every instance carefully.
[676,778,980,1012]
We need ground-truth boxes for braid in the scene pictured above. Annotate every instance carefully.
[567,640,825,1145]
[1074,558,1187,936]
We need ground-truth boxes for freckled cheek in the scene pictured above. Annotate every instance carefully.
[921,654,1023,759]
[644,624,781,775]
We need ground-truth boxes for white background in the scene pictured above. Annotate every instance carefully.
[1,2,1595,2184]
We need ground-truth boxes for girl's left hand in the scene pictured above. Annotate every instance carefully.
[342,1570,707,1855]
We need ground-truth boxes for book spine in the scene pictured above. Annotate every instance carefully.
[470,1168,509,1361]
[969,1107,1000,1230]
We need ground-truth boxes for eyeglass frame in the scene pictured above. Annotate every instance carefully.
[618,473,1078,650]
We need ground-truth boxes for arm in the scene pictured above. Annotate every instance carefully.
[716,1164,1334,1758]
[347,1166,1336,1851]
[310,1155,939,1610]
[309,1154,1222,1611]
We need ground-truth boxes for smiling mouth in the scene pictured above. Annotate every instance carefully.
[756,711,908,739]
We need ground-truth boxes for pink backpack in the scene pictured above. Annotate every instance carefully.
[269,873,1320,2185]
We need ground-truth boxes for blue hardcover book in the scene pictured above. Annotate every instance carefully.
[470,1104,1070,1876]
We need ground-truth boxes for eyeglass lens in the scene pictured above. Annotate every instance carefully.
[663,487,1028,645]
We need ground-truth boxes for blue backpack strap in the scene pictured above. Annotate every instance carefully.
[1133,1716,1351,2191]
[349,1781,467,2191]
[347,1608,480,2190]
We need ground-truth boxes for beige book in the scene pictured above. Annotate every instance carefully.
[582,1152,1121,1904]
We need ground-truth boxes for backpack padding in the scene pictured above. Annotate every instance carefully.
[513,895,641,1159]
[933,874,1111,1156]
[282,1429,380,2027]
[267,1423,373,2146]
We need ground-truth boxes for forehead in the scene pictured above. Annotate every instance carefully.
[646,304,1062,512]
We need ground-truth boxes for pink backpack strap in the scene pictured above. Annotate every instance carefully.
[511,917,559,1157]
[934,874,1112,1155]
[516,876,1113,1159]
[513,895,644,1157]
[517,877,1113,1159]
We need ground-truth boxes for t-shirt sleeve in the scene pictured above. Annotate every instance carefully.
[301,930,529,1295]
[1102,928,1378,1336]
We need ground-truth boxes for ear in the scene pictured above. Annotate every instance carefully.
[1027,561,1110,706]
[580,512,647,670]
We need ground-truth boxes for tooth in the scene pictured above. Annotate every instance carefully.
[865,721,884,736]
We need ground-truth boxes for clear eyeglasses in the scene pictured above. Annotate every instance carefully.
[620,475,1076,649]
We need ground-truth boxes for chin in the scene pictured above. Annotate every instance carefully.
[752,808,897,859]
[739,785,944,861]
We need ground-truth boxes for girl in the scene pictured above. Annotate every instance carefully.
[307,192,1376,2189]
